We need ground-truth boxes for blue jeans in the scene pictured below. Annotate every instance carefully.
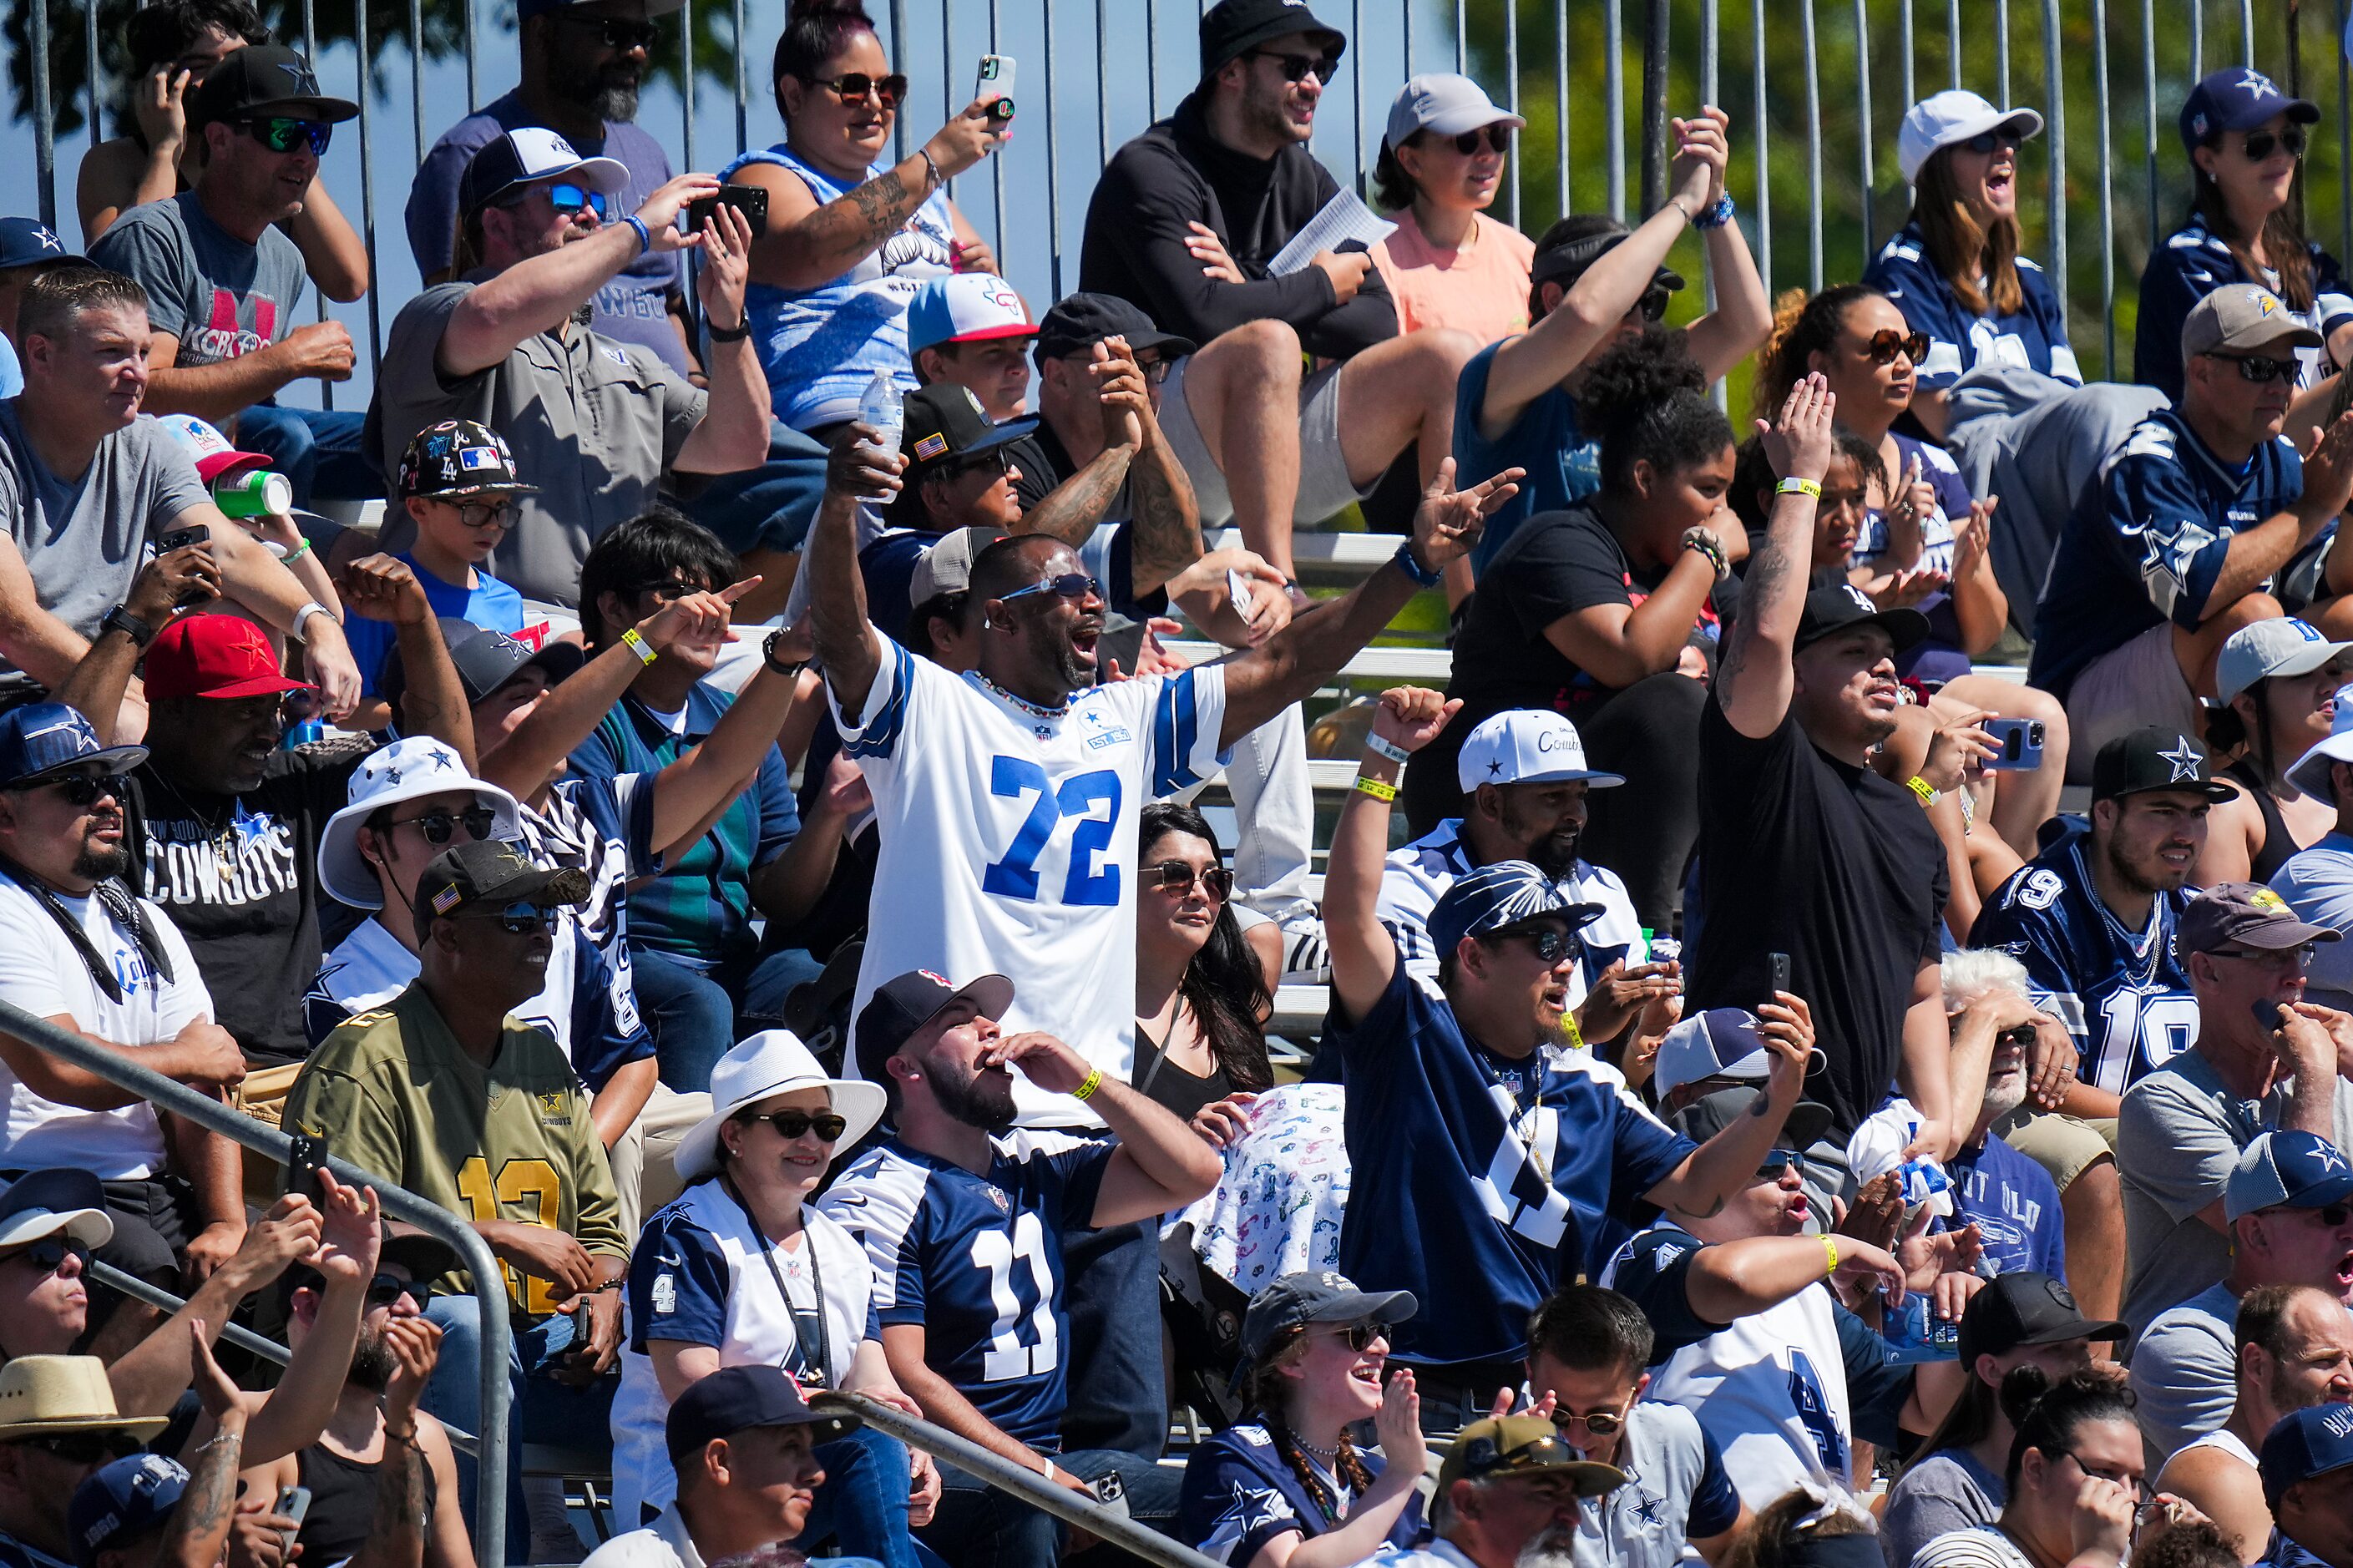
[923,1449,1179,1568]
[230,403,377,508]
[684,420,830,556]
[796,1425,924,1568]
[421,1294,616,1564]
[1058,1219,1166,1459]
[630,944,824,1093]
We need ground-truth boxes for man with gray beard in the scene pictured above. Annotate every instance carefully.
[0,702,247,1288]
[1364,1415,1626,1568]
[247,1237,470,1568]
[404,0,700,375]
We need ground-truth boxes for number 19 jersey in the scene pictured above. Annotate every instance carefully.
[833,639,1229,1124]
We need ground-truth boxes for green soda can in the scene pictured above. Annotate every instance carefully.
[213,470,292,518]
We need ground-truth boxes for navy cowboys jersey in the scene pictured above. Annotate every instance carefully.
[1970,825,2199,1093]
[1176,1424,1423,1566]
[817,1132,1116,1449]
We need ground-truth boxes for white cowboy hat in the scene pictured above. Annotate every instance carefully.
[673,1030,888,1183]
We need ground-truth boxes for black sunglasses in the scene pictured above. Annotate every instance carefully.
[2209,352,2300,384]
[1993,1022,2040,1050]
[811,71,908,109]
[996,573,1102,607]
[239,116,331,156]
[740,1108,850,1142]
[1448,124,1512,156]
[555,13,661,50]
[452,901,556,935]
[944,449,1015,483]
[1148,862,1235,900]
[1959,124,2027,154]
[1866,328,1930,365]
[15,1432,138,1465]
[32,773,129,808]
[1251,49,1339,83]
[1323,1322,1388,1351]
[631,578,714,604]
[2239,126,2308,161]
[1485,926,1580,964]
[364,1272,432,1310]
[0,1237,90,1275]
[1637,283,1672,322]
[1756,1148,1801,1181]
[387,807,498,846]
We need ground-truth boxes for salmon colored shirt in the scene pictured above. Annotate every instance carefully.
[1370,208,1536,342]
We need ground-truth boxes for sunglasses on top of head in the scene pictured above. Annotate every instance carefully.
[555,13,661,51]
[2236,126,2308,161]
[239,117,332,156]
[810,72,908,109]
[1865,328,1930,366]
[996,573,1103,607]
[1251,49,1340,83]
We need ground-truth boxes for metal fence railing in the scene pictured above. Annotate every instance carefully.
[7,2,2353,407]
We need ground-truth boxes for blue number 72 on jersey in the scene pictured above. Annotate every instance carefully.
[980,756,1123,907]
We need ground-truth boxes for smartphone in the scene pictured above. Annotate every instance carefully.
[975,54,1015,120]
[1764,951,1791,1005]
[157,524,208,554]
[686,184,768,235]
[287,1130,329,1198]
[1984,717,2047,771]
[1085,1469,1131,1520]
[1225,567,1254,623]
[2254,998,2288,1032]
[273,1486,311,1553]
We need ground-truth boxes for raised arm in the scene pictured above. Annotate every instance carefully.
[988,1033,1220,1224]
[670,203,771,477]
[733,103,1002,290]
[78,71,191,236]
[1217,459,1521,743]
[160,1327,254,1568]
[196,510,361,718]
[438,174,716,378]
[1325,687,1455,1023]
[1642,994,1814,1216]
[237,1176,381,1465]
[807,430,903,716]
[1017,340,1141,549]
[1714,372,1835,739]
[1122,351,1204,599]
[55,544,221,743]
[1677,109,1773,382]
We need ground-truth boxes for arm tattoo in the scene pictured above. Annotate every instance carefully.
[844,171,914,245]
[1717,532,1792,701]
[1021,449,1131,548]
[1126,447,1203,594]
[162,1424,242,1568]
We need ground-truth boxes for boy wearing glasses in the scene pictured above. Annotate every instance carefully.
[85,46,371,510]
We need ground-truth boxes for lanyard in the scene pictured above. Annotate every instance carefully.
[724,1176,832,1387]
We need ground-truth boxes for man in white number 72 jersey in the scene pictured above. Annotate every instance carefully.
[806,426,1523,1125]
[817,968,1221,1568]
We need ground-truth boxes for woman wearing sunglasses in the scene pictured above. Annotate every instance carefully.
[1750,284,2071,857]
[1864,90,2076,441]
[1134,803,1274,1125]
[720,0,1008,439]
[612,1029,939,1563]
[1367,75,1534,344]
[1175,1272,1426,1568]
[2137,69,2353,422]
[2194,619,2353,885]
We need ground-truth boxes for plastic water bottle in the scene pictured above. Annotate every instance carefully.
[857,370,902,454]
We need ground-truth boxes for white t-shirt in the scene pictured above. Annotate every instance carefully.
[579,1506,702,1568]
[832,638,1228,1125]
[0,876,210,1176]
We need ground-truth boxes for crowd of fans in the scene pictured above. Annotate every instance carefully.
[10,2,2353,1568]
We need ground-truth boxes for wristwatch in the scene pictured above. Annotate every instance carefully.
[764,628,808,678]
[101,605,157,649]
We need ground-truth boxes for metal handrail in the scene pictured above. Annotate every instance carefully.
[0,999,515,1568]
[810,1389,1225,1568]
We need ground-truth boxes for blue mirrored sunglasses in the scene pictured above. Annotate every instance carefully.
[997,573,1102,606]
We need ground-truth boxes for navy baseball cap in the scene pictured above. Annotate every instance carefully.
[853,969,1015,1089]
[2225,1130,2353,1222]
[665,1366,858,1464]
[69,1454,187,1568]
[1235,1271,1416,1373]
[2181,67,2319,156]
[1425,861,1601,959]
[0,703,148,791]
[0,219,83,272]
[2260,1401,2353,1510]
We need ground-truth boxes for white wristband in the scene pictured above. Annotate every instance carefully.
[291,601,334,640]
[1365,733,1411,765]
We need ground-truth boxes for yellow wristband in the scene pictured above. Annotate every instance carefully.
[1821,1234,1839,1276]
[1353,774,1399,802]
[621,628,658,666]
[1070,1066,1103,1102]
[1776,476,1824,498]
[1905,776,1939,807]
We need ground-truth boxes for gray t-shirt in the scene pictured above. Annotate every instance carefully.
[2128,1282,2239,1467]
[2118,1047,2353,1330]
[1881,1450,2005,1568]
[0,406,210,685]
[1571,1402,1743,1568]
[87,191,307,367]
[365,281,706,606]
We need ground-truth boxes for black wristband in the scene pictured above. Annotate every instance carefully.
[102,605,157,649]
[706,316,752,342]
[764,629,807,678]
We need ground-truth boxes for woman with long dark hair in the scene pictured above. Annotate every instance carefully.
[1864,91,2077,439]
[1175,1275,1426,1568]
[2138,68,2353,417]
[2194,618,2353,883]
[1135,802,1273,1120]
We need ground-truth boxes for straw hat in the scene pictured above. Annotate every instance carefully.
[0,1358,167,1442]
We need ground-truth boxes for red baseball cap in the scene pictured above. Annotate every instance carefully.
[144,615,315,701]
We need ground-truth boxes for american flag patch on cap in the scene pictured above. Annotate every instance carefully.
[432,885,463,914]
[913,432,949,461]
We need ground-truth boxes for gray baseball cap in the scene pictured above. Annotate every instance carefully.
[911,526,1010,607]
[2182,284,2324,360]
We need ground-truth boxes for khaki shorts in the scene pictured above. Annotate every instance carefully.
[1994,1105,2118,1191]
[1158,355,1373,531]
[2062,621,2197,783]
